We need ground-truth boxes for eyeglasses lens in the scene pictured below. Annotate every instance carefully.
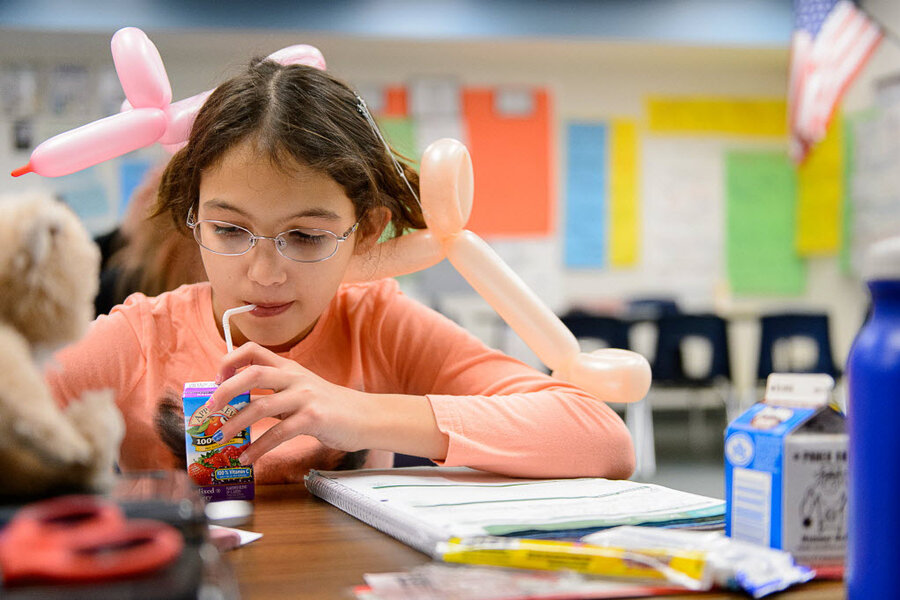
[194,221,339,262]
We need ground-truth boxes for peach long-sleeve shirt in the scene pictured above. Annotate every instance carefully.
[47,279,634,482]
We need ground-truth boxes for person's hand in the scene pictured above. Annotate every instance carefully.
[203,342,369,465]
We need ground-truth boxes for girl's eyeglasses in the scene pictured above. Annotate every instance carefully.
[186,208,361,263]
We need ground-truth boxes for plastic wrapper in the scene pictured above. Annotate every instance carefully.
[582,526,815,598]
[436,535,711,590]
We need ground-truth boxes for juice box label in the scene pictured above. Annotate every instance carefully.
[183,381,254,502]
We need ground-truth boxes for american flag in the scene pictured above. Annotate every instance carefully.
[789,0,883,163]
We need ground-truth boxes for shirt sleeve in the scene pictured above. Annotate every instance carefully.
[367,284,636,480]
[45,302,146,409]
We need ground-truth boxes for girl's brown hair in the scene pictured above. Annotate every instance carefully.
[156,59,425,240]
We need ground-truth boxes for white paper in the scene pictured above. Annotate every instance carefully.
[209,524,263,547]
[641,138,724,306]
[48,64,92,116]
[361,563,683,600]
[317,467,724,538]
[0,64,38,117]
[495,88,535,117]
[409,77,460,118]
[848,104,900,275]
[414,115,466,156]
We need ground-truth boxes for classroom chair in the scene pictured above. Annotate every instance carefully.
[644,313,736,466]
[625,297,681,320]
[393,454,436,468]
[559,310,656,479]
[622,297,681,373]
[756,312,840,381]
[559,311,631,351]
[753,312,842,409]
[652,313,732,386]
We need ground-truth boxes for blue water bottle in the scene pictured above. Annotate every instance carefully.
[846,237,900,599]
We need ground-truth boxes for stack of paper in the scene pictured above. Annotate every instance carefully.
[305,467,724,556]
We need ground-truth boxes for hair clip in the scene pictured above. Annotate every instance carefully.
[356,95,421,207]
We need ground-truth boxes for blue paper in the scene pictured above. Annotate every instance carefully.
[118,158,153,218]
[564,123,607,268]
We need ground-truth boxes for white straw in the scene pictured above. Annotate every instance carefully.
[223,304,257,353]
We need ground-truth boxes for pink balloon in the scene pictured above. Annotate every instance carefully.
[554,350,652,405]
[446,230,580,369]
[340,137,651,404]
[420,139,474,238]
[161,141,187,155]
[160,90,213,145]
[344,229,444,283]
[266,45,327,70]
[156,45,324,148]
[111,27,172,108]
[13,109,167,178]
[12,29,335,179]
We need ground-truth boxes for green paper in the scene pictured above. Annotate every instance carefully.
[726,151,806,295]
[377,117,418,168]
[376,117,419,243]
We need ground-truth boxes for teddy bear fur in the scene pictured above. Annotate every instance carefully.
[0,190,123,499]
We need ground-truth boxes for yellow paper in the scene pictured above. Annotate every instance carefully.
[647,96,787,137]
[796,116,843,256]
[609,119,639,267]
[439,536,709,588]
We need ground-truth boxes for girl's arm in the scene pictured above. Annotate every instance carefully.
[206,283,634,479]
[204,343,447,464]
[45,305,146,408]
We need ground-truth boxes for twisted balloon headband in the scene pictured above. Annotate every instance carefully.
[11,27,326,178]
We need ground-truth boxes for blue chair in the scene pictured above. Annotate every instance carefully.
[625,297,680,320]
[559,311,631,351]
[756,312,840,381]
[622,298,680,371]
[645,313,736,468]
[652,314,731,386]
[393,454,436,468]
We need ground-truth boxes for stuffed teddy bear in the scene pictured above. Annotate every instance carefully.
[0,190,123,499]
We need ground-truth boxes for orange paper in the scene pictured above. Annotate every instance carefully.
[462,88,552,237]
[382,86,408,118]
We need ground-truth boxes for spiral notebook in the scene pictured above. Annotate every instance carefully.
[304,467,725,556]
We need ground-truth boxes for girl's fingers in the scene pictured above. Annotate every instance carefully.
[213,394,274,443]
[237,418,301,465]
[206,363,288,414]
[216,342,288,384]
[211,390,292,444]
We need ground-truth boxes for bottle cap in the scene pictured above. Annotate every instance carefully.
[863,236,900,281]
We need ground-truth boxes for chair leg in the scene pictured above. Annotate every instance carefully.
[722,384,738,424]
[687,399,707,454]
[626,397,656,479]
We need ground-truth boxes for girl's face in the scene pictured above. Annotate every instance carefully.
[198,140,360,352]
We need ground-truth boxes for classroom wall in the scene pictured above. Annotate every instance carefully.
[1,15,891,391]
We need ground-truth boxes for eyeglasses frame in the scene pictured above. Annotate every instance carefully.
[186,207,362,263]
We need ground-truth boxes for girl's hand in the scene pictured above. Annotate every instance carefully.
[204,342,370,465]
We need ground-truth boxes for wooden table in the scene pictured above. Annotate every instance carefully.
[228,484,846,600]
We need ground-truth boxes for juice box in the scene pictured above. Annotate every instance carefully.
[182,381,254,501]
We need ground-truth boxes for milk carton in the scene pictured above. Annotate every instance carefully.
[724,374,846,566]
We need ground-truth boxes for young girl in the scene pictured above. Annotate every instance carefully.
[47,58,635,483]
